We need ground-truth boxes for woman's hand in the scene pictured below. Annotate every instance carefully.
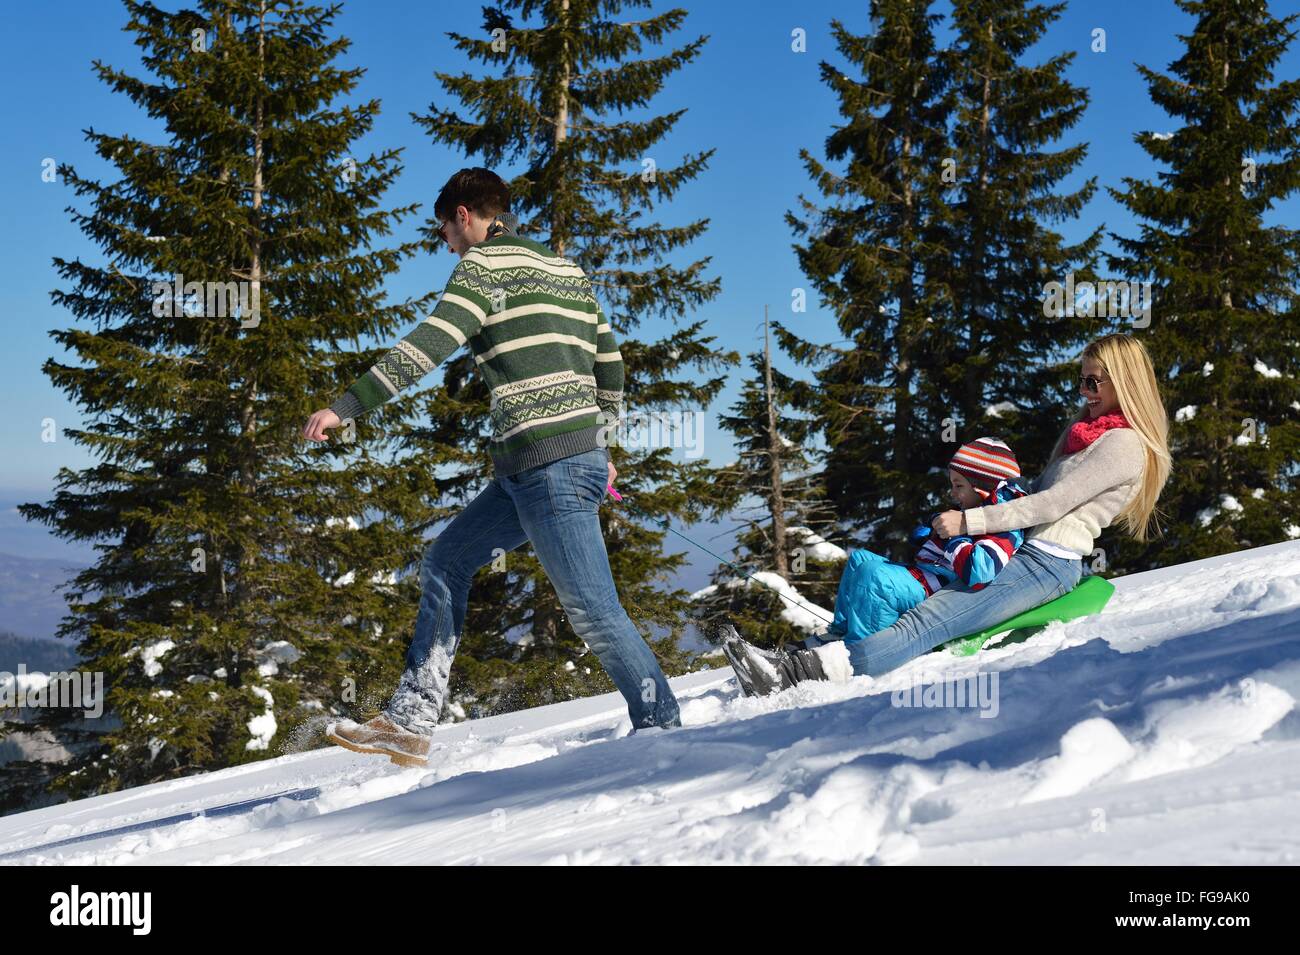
[931,509,967,539]
[607,460,617,487]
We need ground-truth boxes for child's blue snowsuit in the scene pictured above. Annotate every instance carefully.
[823,481,1028,672]
[827,550,928,655]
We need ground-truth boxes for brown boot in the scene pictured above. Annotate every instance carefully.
[325,714,431,768]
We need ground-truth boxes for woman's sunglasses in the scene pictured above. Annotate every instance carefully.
[1079,375,1109,393]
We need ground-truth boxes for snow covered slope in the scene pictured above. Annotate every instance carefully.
[3,540,1299,865]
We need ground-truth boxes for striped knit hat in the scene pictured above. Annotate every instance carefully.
[948,437,1020,498]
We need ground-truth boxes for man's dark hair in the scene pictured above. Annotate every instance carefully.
[434,167,511,222]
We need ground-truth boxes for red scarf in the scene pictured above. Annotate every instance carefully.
[1064,410,1130,454]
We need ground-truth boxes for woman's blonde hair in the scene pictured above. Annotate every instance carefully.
[1048,333,1172,541]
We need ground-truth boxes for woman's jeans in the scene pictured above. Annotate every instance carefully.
[842,543,1083,677]
[384,447,681,734]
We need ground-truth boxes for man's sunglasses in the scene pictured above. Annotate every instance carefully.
[1079,375,1109,393]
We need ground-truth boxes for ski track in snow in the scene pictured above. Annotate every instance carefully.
[2,541,1299,865]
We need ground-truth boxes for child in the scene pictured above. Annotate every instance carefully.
[722,437,1029,696]
[903,437,1030,597]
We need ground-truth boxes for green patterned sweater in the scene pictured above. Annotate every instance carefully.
[329,213,621,476]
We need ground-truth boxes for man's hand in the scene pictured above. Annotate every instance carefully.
[607,460,617,488]
[303,409,342,442]
[931,509,967,539]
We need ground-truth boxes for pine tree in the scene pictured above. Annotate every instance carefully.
[691,307,842,650]
[1108,0,1300,570]
[786,0,961,557]
[941,0,1104,487]
[789,0,1104,564]
[14,0,439,802]
[413,0,739,708]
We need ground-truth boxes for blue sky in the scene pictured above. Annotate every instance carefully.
[2,0,1298,567]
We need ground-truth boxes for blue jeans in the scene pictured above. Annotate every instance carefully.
[846,543,1083,677]
[383,447,681,733]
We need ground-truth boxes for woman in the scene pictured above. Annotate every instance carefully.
[723,333,1172,695]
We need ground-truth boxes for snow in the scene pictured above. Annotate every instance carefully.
[1174,405,1197,422]
[124,639,175,679]
[786,526,848,563]
[759,574,837,634]
[1254,359,1282,379]
[255,641,301,678]
[245,687,276,752]
[1197,494,1242,526]
[986,401,1018,418]
[732,570,833,633]
[689,552,839,633]
[322,516,362,532]
[2,540,1299,865]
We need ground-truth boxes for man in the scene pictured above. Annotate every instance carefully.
[303,167,681,766]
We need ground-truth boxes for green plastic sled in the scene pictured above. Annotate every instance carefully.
[937,574,1115,657]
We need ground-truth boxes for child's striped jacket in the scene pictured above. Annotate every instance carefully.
[908,480,1029,595]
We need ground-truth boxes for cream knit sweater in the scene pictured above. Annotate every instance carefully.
[963,426,1147,556]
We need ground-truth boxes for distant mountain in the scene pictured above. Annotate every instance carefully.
[0,631,80,674]
[0,507,741,645]
[0,551,87,642]
[0,493,100,564]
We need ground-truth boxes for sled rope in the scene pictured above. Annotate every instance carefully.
[606,484,834,625]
